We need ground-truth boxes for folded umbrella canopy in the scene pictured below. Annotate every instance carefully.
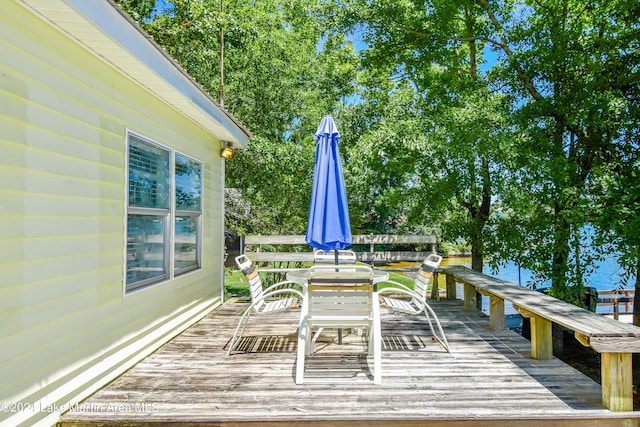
[305,115,352,257]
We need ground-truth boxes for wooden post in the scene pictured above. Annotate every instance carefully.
[489,295,505,331]
[530,315,553,360]
[601,352,633,411]
[445,274,457,300]
[369,233,374,262]
[476,289,505,330]
[431,271,440,300]
[464,283,476,311]
[515,306,553,360]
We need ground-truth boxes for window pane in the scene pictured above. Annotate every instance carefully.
[128,137,170,209]
[174,215,198,271]
[127,214,167,285]
[175,153,202,211]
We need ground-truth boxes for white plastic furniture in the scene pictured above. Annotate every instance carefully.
[313,249,357,265]
[378,254,450,352]
[227,254,305,354]
[296,265,381,385]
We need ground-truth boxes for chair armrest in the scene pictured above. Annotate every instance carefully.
[262,288,305,300]
[263,280,306,295]
[377,280,414,294]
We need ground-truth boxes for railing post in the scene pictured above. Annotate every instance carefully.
[369,233,374,263]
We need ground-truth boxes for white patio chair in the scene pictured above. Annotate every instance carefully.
[313,249,357,265]
[227,254,305,355]
[378,254,450,352]
[296,265,381,385]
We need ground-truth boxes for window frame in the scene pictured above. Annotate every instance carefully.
[124,130,203,294]
[173,151,203,277]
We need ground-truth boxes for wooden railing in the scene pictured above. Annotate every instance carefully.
[242,234,437,263]
[598,290,635,320]
[436,265,640,412]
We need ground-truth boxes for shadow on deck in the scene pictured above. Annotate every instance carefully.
[60,298,640,426]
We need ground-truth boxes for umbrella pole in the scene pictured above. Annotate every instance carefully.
[335,249,343,344]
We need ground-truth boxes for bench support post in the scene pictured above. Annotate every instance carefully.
[477,289,505,331]
[489,295,505,331]
[516,306,553,360]
[445,274,457,300]
[463,283,476,311]
[431,271,440,300]
[530,316,553,359]
[601,352,633,411]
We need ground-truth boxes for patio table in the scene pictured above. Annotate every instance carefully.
[286,268,389,288]
[287,268,389,344]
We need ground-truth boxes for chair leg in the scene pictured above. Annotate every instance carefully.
[372,301,382,385]
[295,326,307,384]
[309,327,324,354]
[296,302,309,384]
[227,306,253,355]
[422,303,450,352]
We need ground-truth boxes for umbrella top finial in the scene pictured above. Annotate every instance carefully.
[316,115,340,139]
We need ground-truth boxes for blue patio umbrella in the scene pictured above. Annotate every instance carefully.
[305,115,352,261]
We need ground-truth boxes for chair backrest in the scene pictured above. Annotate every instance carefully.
[313,249,357,265]
[235,254,265,311]
[412,254,443,304]
[307,265,374,322]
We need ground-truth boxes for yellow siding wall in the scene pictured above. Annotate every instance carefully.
[0,3,225,426]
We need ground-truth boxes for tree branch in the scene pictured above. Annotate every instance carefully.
[399,25,508,50]
[476,0,544,103]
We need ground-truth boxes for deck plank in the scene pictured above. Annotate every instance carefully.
[60,299,640,426]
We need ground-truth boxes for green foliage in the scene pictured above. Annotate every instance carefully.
[483,0,640,297]
[332,0,640,303]
[123,0,360,235]
[118,0,640,307]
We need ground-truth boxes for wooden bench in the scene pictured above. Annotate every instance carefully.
[437,265,640,412]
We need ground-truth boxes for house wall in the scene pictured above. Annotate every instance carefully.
[0,3,226,426]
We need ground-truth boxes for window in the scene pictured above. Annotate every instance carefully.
[174,153,202,274]
[126,133,202,293]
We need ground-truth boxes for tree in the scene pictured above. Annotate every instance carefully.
[117,0,640,304]
[478,0,640,302]
[332,0,639,303]
[334,0,512,272]
[117,0,360,234]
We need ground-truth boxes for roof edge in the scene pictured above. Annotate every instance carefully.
[104,0,253,145]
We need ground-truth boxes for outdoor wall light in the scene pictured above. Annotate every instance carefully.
[220,143,236,160]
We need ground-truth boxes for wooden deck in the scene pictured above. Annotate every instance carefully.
[60,298,640,426]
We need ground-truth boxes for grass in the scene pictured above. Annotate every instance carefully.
[377,271,414,289]
[224,267,249,298]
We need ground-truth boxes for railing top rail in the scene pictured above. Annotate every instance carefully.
[244,234,437,245]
